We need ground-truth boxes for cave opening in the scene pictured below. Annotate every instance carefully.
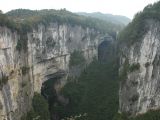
[41,78,57,120]
[41,70,66,120]
[98,39,114,63]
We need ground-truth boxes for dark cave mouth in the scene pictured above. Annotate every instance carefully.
[41,79,57,100]
[41,70,66,101]
[40,71,67,120]
[98,40,113,62]
[41,78,58,120]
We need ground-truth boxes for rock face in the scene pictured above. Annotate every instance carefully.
[119,20,160,116]
[0,23,106,120]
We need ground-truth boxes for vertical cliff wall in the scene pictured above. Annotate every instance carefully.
[0,23,106,120]
[119,20,160,116]
[0,27,33,120]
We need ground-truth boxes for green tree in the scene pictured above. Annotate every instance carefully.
[32,92,50,120]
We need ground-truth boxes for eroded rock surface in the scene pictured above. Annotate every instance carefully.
[0,23,107,119]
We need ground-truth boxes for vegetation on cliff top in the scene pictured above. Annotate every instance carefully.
[6,9,122,34]
[0,9,123,40]
[1,9,122,52]
[0,11,18,31]
[118,1,160,45]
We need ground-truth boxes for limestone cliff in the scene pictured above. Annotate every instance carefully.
[0,22,106,120]
[119,20,160,116]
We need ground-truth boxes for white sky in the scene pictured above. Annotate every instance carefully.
[0,0,159,19]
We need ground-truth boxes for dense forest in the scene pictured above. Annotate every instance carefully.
[53,59,119,120]
[2,9,122,34]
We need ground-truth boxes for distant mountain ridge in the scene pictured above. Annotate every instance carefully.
[77,12,131,25]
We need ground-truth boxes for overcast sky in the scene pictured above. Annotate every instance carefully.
[0,0,159,19]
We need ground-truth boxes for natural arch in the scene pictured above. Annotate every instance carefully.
[98,39,114,63]
[41,70,67,120]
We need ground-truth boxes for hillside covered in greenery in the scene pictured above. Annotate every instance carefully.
[0,10,18,31]
[5,9,122,34]
[118,1,160,46]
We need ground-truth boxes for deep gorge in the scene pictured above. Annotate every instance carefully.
[0,9,120,120]
[40,35,117,120]
[2,2,160,119]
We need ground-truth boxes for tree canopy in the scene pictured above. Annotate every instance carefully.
[0,10,17,31]
[6,9,122,34]
[118,1,160,45]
